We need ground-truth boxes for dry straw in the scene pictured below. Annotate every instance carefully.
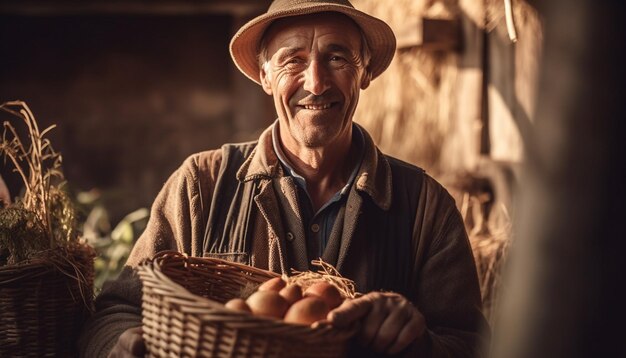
[287,259,357,300]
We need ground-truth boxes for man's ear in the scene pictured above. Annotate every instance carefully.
[260,66,273,95]
[360,68,372,90]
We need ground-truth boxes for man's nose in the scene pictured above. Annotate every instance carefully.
[303,60,330,95]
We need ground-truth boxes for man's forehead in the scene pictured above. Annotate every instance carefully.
[262,12,362,51]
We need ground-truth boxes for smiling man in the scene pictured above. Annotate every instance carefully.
[80,1,487,357]
[260,13,368,212]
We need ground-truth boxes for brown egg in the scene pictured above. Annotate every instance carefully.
[257,277,287,292]
[246,290,290,319]
[279,284,303,305]
[224,298,252,313]
[283,296,330,325]
[303,281,344,309]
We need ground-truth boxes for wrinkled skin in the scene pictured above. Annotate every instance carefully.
[260,13,371,153]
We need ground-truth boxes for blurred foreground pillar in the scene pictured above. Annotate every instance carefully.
[491,1,626,358]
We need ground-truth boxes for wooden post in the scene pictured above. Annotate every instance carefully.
[492,1,626,357]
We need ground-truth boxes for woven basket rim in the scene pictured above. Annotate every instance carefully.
[0,244,94,282]
[139,251,357,339]
[140,251,280,310]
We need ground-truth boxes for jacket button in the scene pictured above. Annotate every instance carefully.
[286,232,294,242]
[310,224,320,233]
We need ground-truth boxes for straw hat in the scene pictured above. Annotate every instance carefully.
[229,0,396,85]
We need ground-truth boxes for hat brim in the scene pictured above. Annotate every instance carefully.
[229,3,396,85]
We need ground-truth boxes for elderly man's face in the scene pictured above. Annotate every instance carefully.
[260,13,370,150]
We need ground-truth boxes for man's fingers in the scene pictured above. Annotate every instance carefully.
[327,296,372,328]
[359,293,388,347]
[386,309,426,355]
[329,291,427,354]
[369,298,412,352]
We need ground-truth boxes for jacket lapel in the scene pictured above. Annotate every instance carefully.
[273,177,309,272]
[336,125,393,271]
[253,179,289,274]
[336,187,364,271]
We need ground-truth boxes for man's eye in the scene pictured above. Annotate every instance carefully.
[330,56,346,62]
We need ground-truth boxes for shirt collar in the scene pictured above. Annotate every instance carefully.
[271,121,364,196]
[236,121,392,210]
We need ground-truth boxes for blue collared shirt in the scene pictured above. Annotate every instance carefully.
[272,122,364,259]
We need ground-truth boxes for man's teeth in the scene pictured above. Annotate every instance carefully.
[303,104,332,110]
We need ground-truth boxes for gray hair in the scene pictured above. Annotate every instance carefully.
[258,27,372,77]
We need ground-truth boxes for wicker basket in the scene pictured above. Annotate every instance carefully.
[138,251,356,358]
[0,244,95,357]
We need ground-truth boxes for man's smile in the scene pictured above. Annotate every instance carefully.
[296,102,338,110]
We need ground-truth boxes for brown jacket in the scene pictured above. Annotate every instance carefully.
[79,125,486,357]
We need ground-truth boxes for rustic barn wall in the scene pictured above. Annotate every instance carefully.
[352,0,542,174]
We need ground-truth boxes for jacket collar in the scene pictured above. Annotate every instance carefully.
[236,122,392,210]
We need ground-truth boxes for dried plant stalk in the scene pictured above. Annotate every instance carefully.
[0,100,79,264]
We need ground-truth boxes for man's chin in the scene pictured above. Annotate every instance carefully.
[295,128,343,149]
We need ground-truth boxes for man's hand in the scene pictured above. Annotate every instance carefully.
[108,326,145,358]
[328,291,426,355]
